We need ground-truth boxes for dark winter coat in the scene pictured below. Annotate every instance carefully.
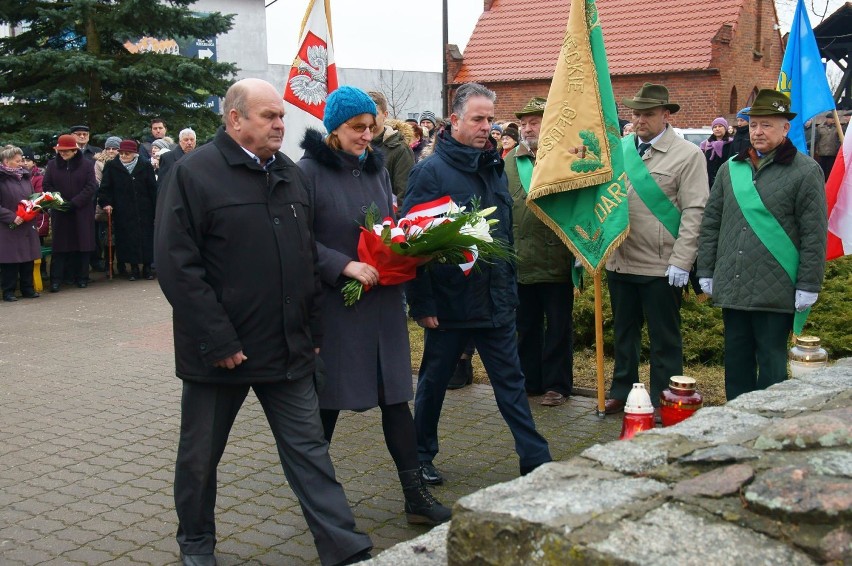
[700,136,734,190]
[505,143,573,284]
[371,127,416,199]
[401,128,518,328]
[98,158,158,265]
[156,146,186,183]
[297,129,413,410]
[43,152,97,253]
[155,127,323,385]
[697,139,827,313]
[730,126,751,155]
[0,167,40,263]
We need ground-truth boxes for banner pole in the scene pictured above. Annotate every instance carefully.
[833,109,845,144]
[594,270,606,418]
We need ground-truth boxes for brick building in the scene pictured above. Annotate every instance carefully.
[447,0,785,127]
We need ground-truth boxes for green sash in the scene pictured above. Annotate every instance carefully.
[621,134,681,239]
[517,155,534,194]
[729,159,809,334]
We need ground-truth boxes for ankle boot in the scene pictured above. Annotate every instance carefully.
[398,469,451,525]
[447,357,472,390]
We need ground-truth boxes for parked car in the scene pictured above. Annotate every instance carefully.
[674,128,712,146]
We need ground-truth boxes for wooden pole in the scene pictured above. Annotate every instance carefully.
[832,109,846,144]
[594,271,605,417]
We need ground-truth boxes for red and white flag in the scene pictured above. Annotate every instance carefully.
[826,120,852,260]
[282,0,338,158]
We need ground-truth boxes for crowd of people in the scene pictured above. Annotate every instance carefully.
[1,77,832,566]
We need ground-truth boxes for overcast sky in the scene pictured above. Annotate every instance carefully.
[265,0,848,73]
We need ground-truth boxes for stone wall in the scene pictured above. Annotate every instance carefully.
[369,360,852,565]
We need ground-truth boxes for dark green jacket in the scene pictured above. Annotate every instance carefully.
[372,126,415,199]
[506,144,573,284]
[697,139,827,313]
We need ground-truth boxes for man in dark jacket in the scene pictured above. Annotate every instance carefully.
[697,89,827,401]
[729,107,751,156]
[402,82,552,486]
[155,78,372,566]
[69,124,102,160]
[157,127,197,183]
[507,97,575,407]
[367,91,415,201]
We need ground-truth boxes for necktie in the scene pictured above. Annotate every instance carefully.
[638,142,652,157]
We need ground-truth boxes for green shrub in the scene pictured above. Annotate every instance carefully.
[573,255,852,364]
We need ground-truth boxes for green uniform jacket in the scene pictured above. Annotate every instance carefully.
[372,126,415,199]
[506,143,573,284]
[697,138,827,313]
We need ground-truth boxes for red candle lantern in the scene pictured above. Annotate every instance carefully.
[619,383,655,440]
[659,376,703,427]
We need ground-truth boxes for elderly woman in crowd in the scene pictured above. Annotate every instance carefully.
[501,125,519,158]
[98,140,158,281]
[44,134,97,292]
[0,145,41,301]
[297,86,450,526]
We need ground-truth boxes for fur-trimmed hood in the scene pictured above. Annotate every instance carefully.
[299,128,385,173]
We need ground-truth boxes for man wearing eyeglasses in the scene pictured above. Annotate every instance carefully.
[69,125,102,160]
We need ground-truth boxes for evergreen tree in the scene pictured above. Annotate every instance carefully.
[0,0,237,151]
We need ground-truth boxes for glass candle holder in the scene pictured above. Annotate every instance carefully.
[789,335,828,378]
[619,383,655,440]
[659,376,703,427]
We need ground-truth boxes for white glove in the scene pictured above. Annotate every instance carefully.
[665,265,690,287]
[698,277,713,296]
[795,290,818,312]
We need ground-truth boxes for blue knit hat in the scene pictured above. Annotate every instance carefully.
[736,107,751,122]
[323,86,377,134]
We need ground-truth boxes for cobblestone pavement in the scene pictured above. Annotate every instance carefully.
[0,276,621,565]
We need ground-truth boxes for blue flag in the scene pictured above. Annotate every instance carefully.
[777,0,836,153]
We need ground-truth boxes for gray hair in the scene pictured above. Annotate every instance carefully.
[179,128,196,141]
[451,83,496,119]
[0,144,23,163]
[222,81,251,126]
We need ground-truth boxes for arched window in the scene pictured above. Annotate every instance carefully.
[746,87,759,106]
[729,86,738,113]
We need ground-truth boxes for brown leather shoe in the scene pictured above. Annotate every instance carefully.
[540,391,567,407]
[604,398,625,414]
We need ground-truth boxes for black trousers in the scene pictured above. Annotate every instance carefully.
[50,251,90,284]
[174,378,372,565]
[722,308,793,401]
[516,282,574,395]
[1,261,35,295]
[607,271,683,405]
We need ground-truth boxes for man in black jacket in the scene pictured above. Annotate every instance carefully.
[402,83,552,486]
[155,78,372,566]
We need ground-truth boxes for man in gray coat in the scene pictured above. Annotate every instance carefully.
[155,78,372,566]
[697,89,827,401]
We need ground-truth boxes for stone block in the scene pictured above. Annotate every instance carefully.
[744,464,852,522]
[645,406,771,445]
[366,523,449,565]
[580,435,672,474]
[587,503,816,565]
[753,407,852,450]
[672,463,754,498]
[679,445,760,464]
[727,379,847,414]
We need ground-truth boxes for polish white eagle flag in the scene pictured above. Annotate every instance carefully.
[282,0,338,158]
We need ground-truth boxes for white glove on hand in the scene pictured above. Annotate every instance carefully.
[698,277,713,296]
[795,289,818,312]
[666,265,690,287]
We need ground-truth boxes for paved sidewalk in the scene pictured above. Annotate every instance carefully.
[0,276,620,565]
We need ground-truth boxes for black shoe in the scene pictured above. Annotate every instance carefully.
[76,280,88,288]
[3,293,17,302]
[447,357,472,390]
[520,460,549,476]
[399,469,452,525]
[333,549,372,565]
[419,461,444,485]
[21,291,40,299]
[50,283,61,293]
[128,274,137,281]
[180,554,216,566]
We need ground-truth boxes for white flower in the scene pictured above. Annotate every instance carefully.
[477,206,497,218]
[460,217,493,243]
[447,201,467,215]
